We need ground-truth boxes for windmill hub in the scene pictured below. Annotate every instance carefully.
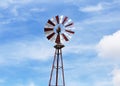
[56,26,61,34]
[54,24,64,34]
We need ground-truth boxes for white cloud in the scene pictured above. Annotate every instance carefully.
[79,1,120,13]
[0,0,68,8]
[77,1,120,27]
[93,80,112,86]
[95,31,120,86]
[30,8,46,12]
[0,0,11,9]
[64,59,113,86]
[64,44,95,54]
[112,67,120,86]
[80,3,103,12]
[0,0,48,24]
[82,11,120,25]
[16,81,36,86]
[0,19,12,24]
[0,0,32,9]
[96,30,120,60]
[12,0,32,4]
[11,6,19,16]
[66,80,82,86]
[63,0,81,3]
[0,39,53,65]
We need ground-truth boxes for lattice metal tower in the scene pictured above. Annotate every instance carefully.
[44,15,75,86]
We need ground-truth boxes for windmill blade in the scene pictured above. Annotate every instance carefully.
[62,16,68,25]
[56,15,59,24]
[47,32,55,40]
[55,34,61,43]
[45,23,54,28]
[65,22,74,27]
[59,15,63,24]
[65,29,75,34]
[64,32,72,39]
[64,19,72,25]
[61,33,69,41]
[50,17,57,25]
[64,19,74,27]
[45,31,54,37]
[44,28,54,32]
[49,34,57,42]
[47,19,55,26]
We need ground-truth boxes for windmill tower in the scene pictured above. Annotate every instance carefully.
[44,15,75,86]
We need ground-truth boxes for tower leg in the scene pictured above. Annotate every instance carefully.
[49,49,57,86]
[60,49,65,86]
[49,44,65,86]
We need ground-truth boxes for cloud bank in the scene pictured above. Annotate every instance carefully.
[97,30,120,60]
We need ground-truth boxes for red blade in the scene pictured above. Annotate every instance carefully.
[47,32,55,40]
[65,29,75,34]
[62,33,69,41]
[47,20,55,26]
[56,15,59,24]
[55,34,60,43]
[62,16,68,24]
[65,22,73,27]
[44,28,53,32]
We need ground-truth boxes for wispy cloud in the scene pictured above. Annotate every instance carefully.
[0,0,32,9]
[64,44,95,54]
[16,81,36,86]
[80,3,103,12]
[30,8,46,12]
[0,0,11,9]
[93,80,112,86]
[78,7,120,26]
[0,0,47,25]
[27,81,35,86]
[0,39,53,65]
[0,19,13,24]
[64,56,114,86]
[79,0,120,13]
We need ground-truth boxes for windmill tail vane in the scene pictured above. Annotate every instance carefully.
[44,15,75,86]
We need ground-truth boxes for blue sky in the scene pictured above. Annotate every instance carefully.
[0,0,120,86]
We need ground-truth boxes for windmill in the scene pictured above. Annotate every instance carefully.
[44,15,75,86]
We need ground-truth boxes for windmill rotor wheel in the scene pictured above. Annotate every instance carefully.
[44,15,75,44]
